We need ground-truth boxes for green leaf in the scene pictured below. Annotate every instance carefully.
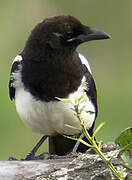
[115,127,132,151]
[120,151,132,170]
[56,97,71,103]
[63,135,92,148]
[64,124,80,131]
[92,122,105,138]
[77,138,92,148]
[78,93,86,103]
[63,135,78,141]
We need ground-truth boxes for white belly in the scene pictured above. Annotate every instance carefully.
[15,84,95,136]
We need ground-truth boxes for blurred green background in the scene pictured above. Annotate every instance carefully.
[0,0,132,160]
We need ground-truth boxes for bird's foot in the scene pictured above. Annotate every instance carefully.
[8,152,79,161]
[8,157,18,161]
[23,152,49,161]
[22,135,49,160]
[8,152,49,161]
[49,152,80,159]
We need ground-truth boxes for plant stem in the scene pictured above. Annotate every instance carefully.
[94,143,123,180]
[76,104,123,179]
[59,95,124,180]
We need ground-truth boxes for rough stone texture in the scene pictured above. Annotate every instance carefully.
[0,143,131,180]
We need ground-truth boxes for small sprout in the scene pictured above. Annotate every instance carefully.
[63,134,92,148]
[56,97,72,103]
[57,93,124,180]
[78,93,87,103]
[92,122,105,140]
[64,124,80,131]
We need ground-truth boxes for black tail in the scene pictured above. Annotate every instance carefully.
[49,123,95,155]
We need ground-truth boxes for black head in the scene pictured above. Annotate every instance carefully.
[23,15,110,58]
[40,15,110,42]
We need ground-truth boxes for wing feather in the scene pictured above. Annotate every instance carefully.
[9,55,23,100]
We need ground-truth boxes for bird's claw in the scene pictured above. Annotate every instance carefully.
[23,152,49,161]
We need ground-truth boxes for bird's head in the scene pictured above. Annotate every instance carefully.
[42,15,109,44]
[24,15,110,58]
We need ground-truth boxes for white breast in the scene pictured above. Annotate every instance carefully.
[15,77,95,136]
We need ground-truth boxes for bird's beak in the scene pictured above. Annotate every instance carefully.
[77,26,110,43]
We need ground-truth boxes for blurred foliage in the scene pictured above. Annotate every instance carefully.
[0,0,132,160]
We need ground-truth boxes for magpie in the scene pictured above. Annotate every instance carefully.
[9,15,110,159]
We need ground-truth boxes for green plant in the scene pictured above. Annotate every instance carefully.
[115,127,132,179]
[58,94,124,180]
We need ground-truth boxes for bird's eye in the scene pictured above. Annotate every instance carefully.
[64,30,73,39]
[66,31,73,37]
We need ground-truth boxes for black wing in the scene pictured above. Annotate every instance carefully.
[9,56,23,100]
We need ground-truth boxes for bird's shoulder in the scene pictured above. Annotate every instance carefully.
[79,53,92,74]
[9,55,23,100]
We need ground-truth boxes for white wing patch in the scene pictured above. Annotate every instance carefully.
[10,55,23,88]
[12,55,23,64]
[79,53,92,74]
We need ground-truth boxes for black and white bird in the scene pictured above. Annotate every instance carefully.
[9,15,110,158]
